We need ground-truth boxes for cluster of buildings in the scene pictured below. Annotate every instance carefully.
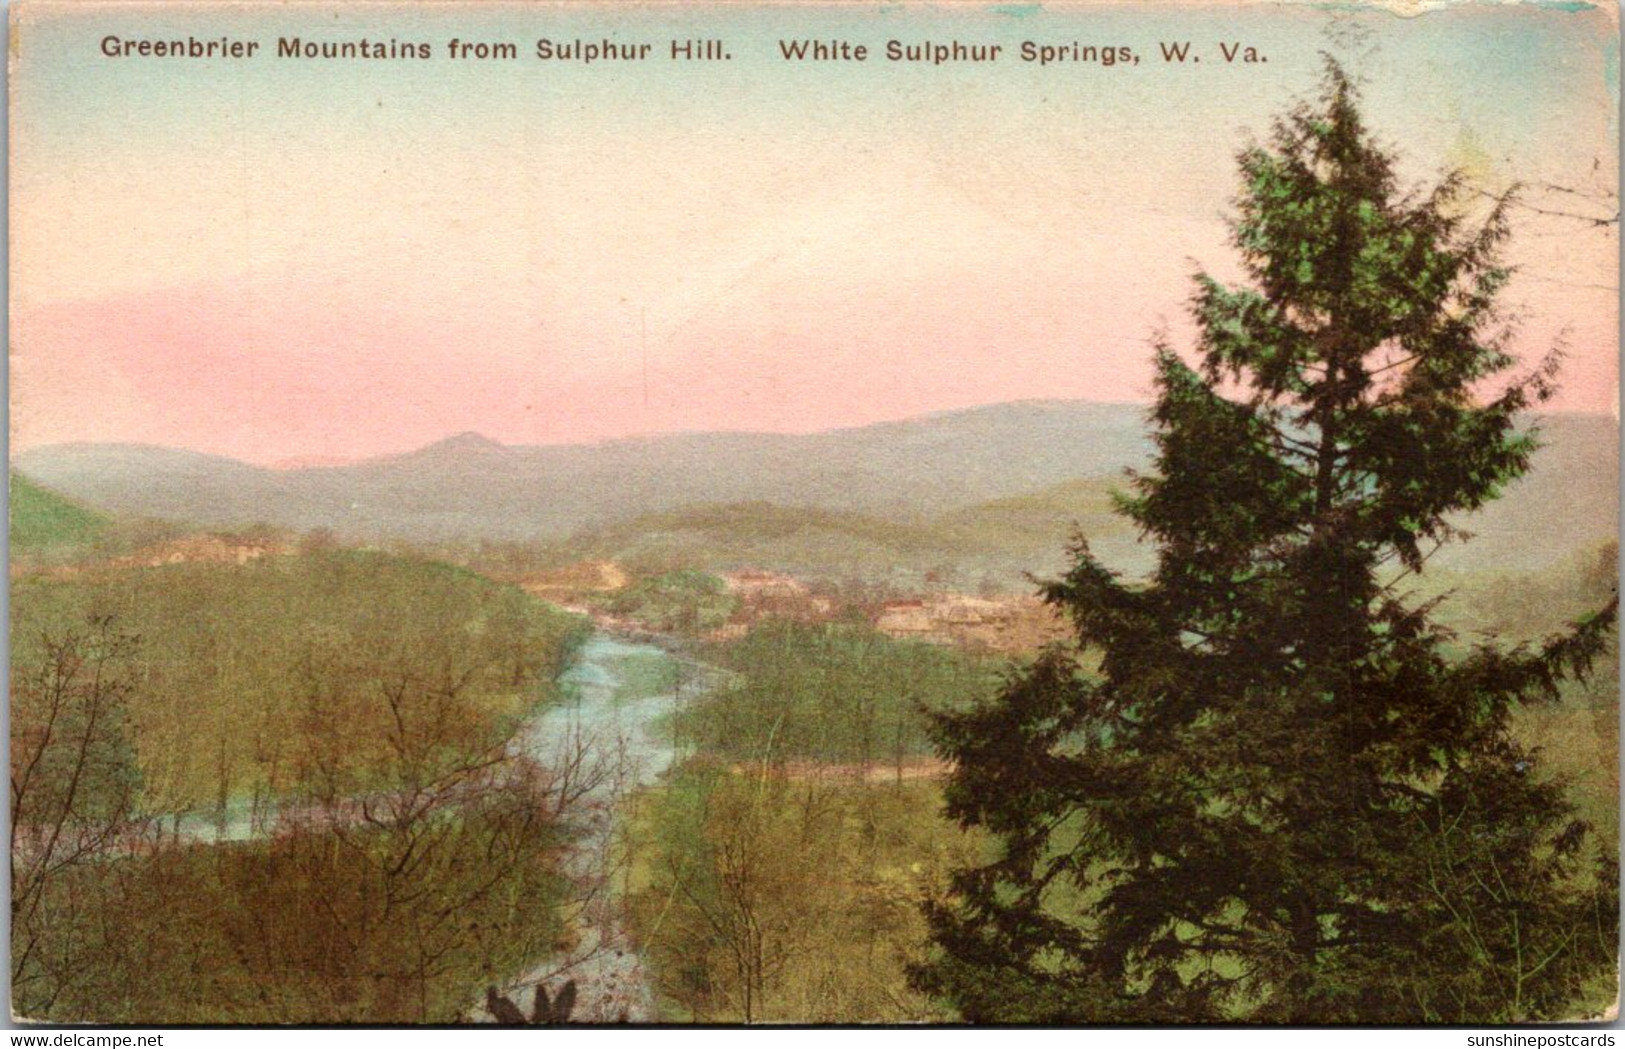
[873,594,1067,653]
[518,559,1069,654]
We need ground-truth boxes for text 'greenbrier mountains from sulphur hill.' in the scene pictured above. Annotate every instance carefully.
[97,35,1268,67]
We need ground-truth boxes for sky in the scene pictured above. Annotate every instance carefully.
[10,1,1619,464]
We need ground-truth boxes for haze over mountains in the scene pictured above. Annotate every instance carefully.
[15,401,1150,537]
[13,399,1617,575]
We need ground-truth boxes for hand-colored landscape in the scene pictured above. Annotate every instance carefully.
[10,1,1619,1026]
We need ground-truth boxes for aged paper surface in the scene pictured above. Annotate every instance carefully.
[8,0,1619,1026]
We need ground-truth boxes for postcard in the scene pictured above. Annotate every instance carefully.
[8,0,1619,1027]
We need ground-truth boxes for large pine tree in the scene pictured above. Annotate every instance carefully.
[912,60,1619,1023]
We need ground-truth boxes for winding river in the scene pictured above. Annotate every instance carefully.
[157,628,709,1021]
[483,629,718,1023]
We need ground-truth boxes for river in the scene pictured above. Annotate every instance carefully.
[155,627,709,1021]
[480,629,718,1023]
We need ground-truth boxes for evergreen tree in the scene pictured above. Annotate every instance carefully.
[911,60,1619,1023]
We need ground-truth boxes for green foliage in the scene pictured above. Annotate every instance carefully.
[553,485,1137,590]
[932,479,1134,553]
[626,761,981,1022]
[582,502,943,554]
[596,569,738,635]
[679,620,996,766]
[10,473,110,550]
[11,550,589,813]
[1494,544,1621,889]
[913,61,1619,1024]
[9,550,586,1023]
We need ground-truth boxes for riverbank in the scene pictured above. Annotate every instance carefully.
[478,628,724,1022]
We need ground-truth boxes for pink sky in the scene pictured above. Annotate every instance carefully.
[11,3,1618,464]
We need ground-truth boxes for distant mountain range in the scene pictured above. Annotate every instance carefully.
[12,400,1617,574]
[13,401,1151,540]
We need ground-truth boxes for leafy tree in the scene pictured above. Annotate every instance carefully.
[912,60,1619,1023]
[679,621,992,766]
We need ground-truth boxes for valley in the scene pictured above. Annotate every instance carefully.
[8,400,1619,1023]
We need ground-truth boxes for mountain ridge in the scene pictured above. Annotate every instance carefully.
[12,400,1615,574]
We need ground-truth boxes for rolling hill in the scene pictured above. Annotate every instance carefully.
[11,401,1615,577]
[13,401,1155,541]
[540,478,1149,587]
[9,472,110,550]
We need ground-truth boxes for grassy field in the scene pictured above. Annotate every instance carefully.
[10,472,110,550]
